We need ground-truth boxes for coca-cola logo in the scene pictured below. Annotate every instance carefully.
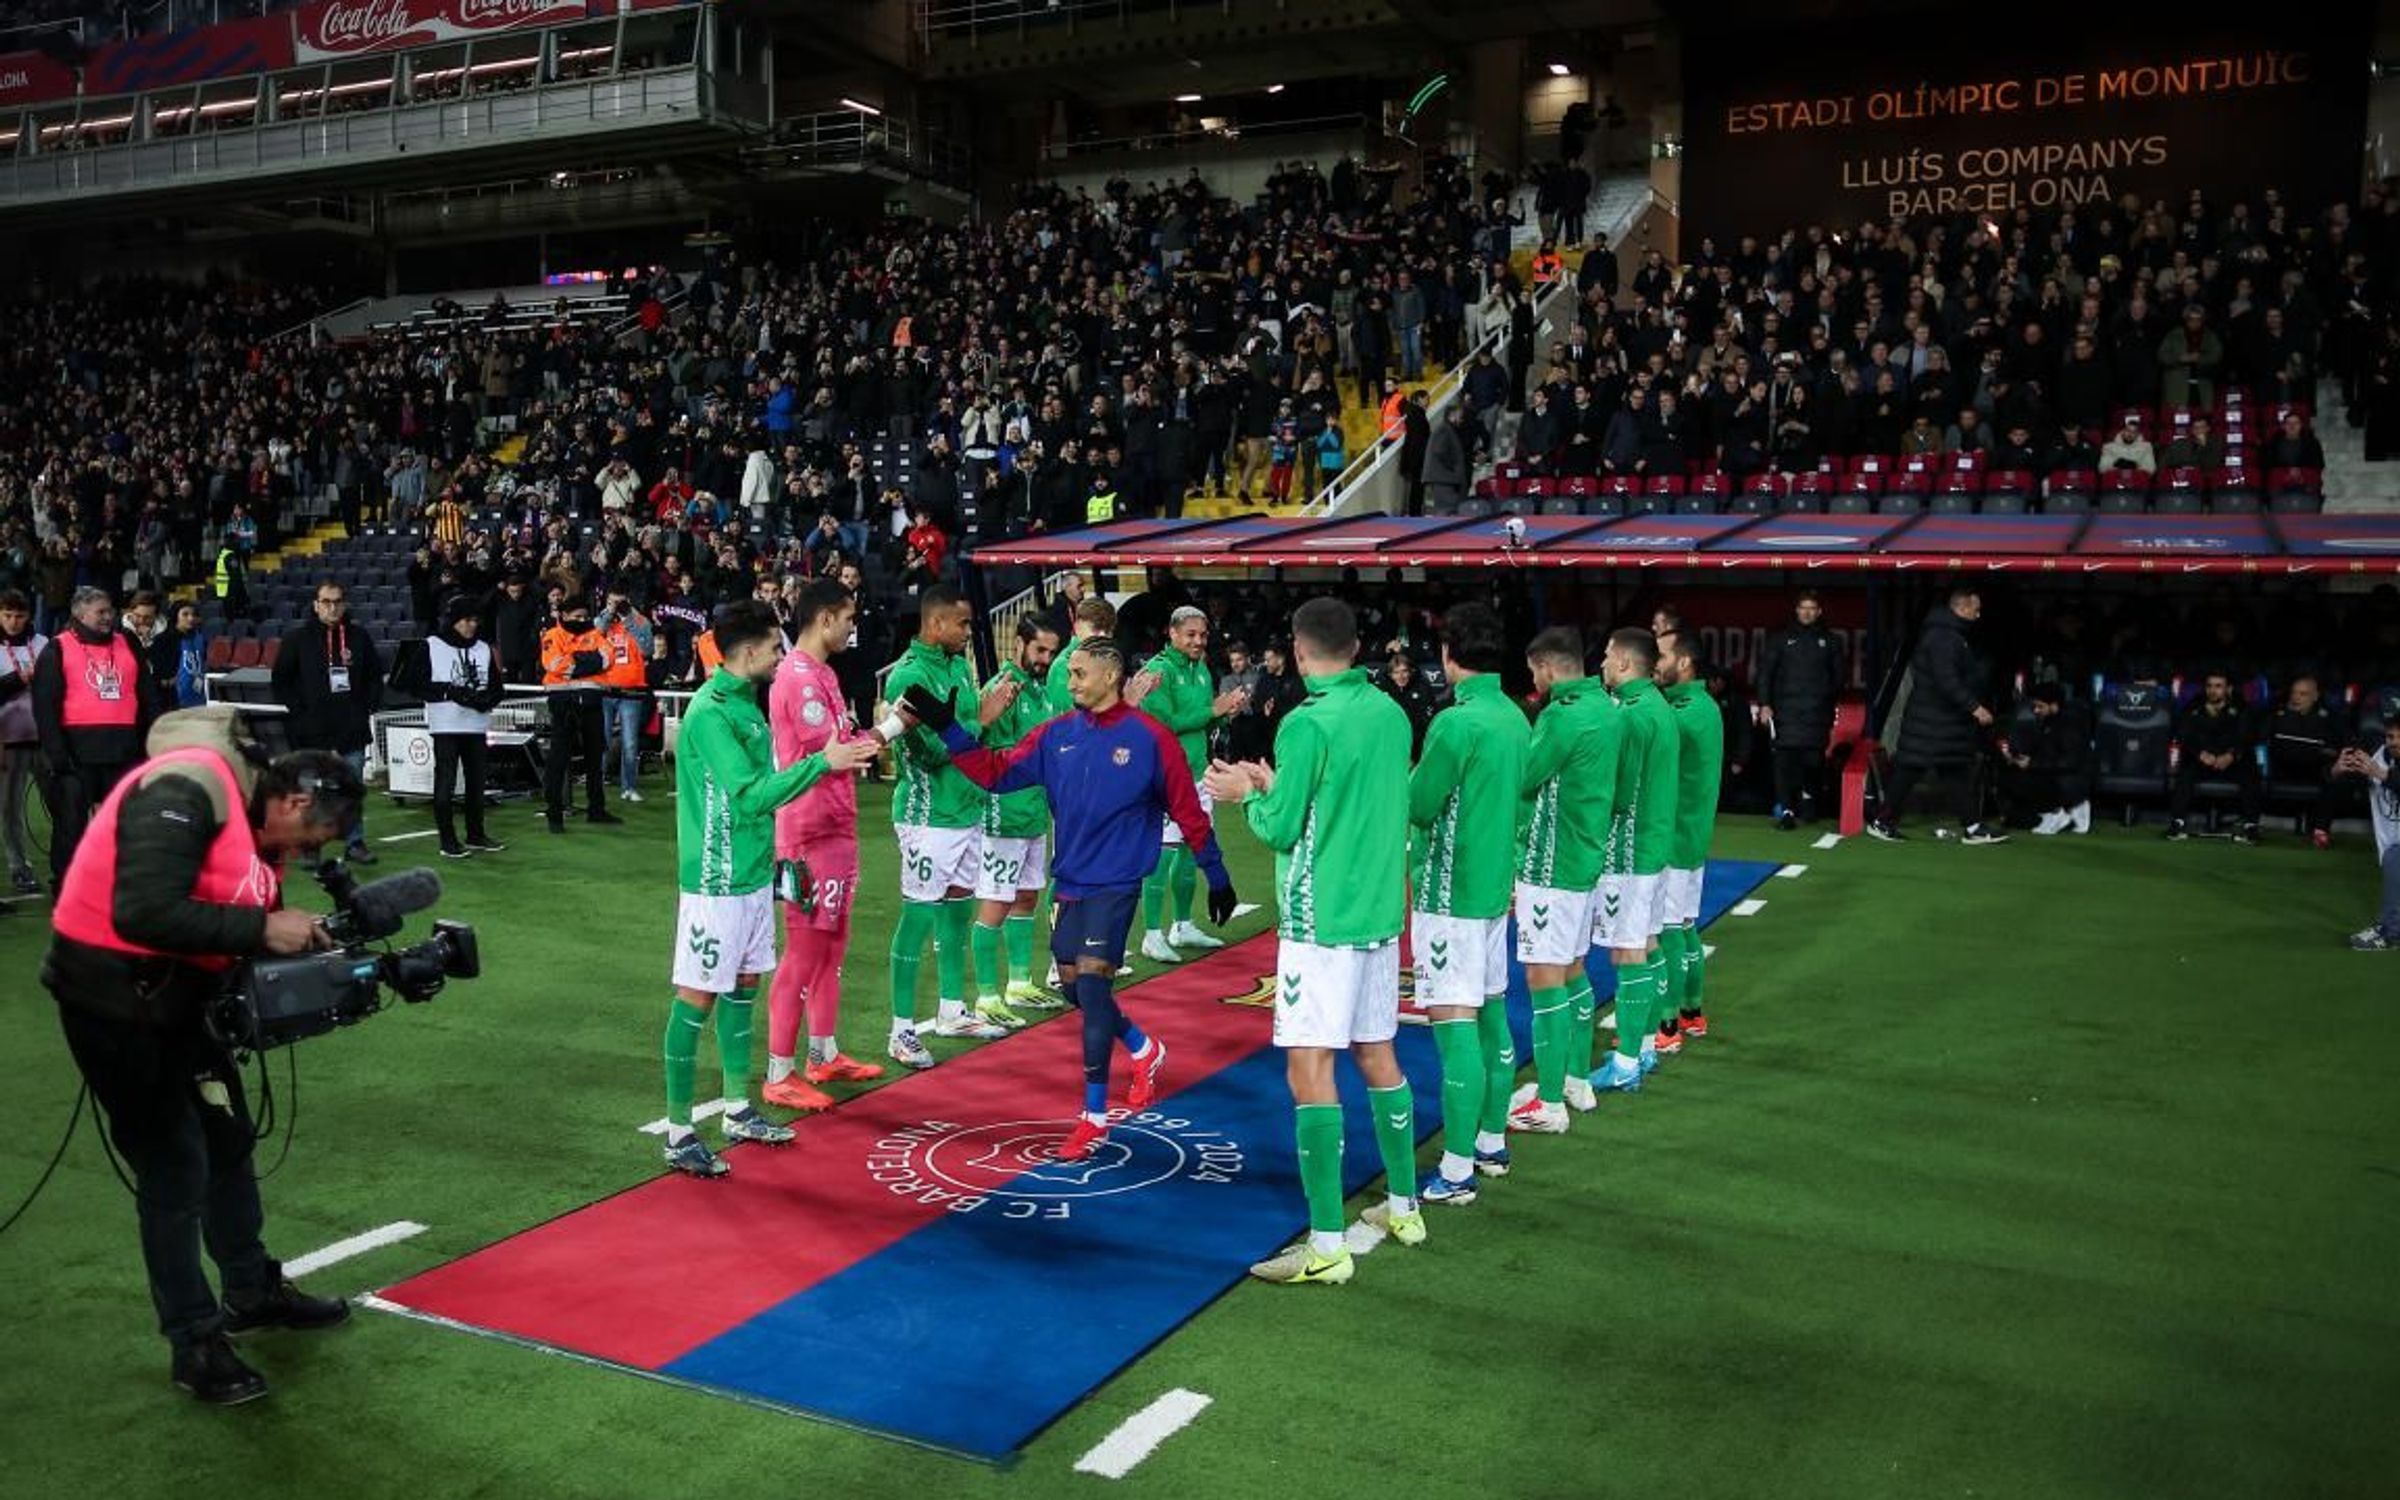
[308,0,414,48]
[456,0,567,25]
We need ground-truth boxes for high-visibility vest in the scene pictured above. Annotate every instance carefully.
[213,547,237,598]
[52,746,277,972]
[599,621,647,690]
[541,624,610,688]
[1531,252,1562,285]
[1086,489,1118,524]
[58,635,140,729]
[1380,391,1406,439]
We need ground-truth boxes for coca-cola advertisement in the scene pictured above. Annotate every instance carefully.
[293,0,587,62]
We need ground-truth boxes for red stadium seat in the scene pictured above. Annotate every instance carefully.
[1560,475,1597,500]
[1692,472,1731,504]
[1837,470,1884,499]
[259,638,281,669]
[229,639,261,669]
[1898,453,1936,477]
[1522,476,1556,498]
[1946,449,1986,473]
[1471,477,1499,500]
[1642,474,1688,498]
[1789,471,1831,502]
[2048,466,2097,499]
[1852,453,1891,476]
[2160,466,2204,495]
[1887,471,1933,500]
[204,637,233,671]
[2269,466,2324,497]
[1982,468,2033,498]
[1496,461,1528,485]
[1937,471,1981,497]
[1741,472,1787,500]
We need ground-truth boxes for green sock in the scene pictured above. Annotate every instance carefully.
[1003,914,1036,987]
[1565,972,1597,1080]
[1167,847,1198,924]
[1476,1000,1516,1135]
[714,985,757,1105]
[1366,1082,1417,1201]
[972,920,1006,997]
[1531,984,1570,1104]
[663,997,707,1128]
[936,897,975,1001]
[888,900,939,1022]
[1430,1018,1482,1163]
[1655,926,1687,1016]
[1681,925,1707,1014]
[1613,961,1652,1062]
[1294,1102,1347,1235]
[1141,852,1168,930]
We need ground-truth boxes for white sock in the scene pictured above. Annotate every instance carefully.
[1475,1130,1506,1154]
[721,1096,748,1115]
[665,1124,695,1145]
[1639,1039,1657,1060]
[938,997,965,1022]
[766,1055,795,1084]
[890,1016,915,1043]
[1081,1110,1108,1126]
[1309,1230,1346,1257]
[1386,1193,1417,1217]
[807,1034,836,1064]
[1439,1150,1474,1182]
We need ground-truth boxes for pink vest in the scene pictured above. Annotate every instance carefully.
[58,634,140,729]
[51,747,279,972]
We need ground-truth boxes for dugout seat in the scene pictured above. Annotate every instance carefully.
[2094,681,2173,822]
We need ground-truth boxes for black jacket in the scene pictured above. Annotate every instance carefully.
[272,619,384,753]
[1892,607,1989,768]
[2266,703,2338,779]
[1756,621,1844,744]
[2017,703,2094,775]
[490,589,545,683]
[44,759,273,1026]
[2177,697,2255,762]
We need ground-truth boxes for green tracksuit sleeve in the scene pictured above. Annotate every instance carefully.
[1244,712,1327,853]
[684,704,826,817]
[1409,708,1468,827]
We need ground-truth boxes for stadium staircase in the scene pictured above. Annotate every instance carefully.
[2317,377,2394,513]
[173,519,349,609]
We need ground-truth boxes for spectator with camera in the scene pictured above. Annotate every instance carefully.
[43,705,362,1405]
[2166,671,2262,843]
[2338,724,2400,949]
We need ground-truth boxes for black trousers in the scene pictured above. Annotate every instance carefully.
[1881,757,1989,828]
[2170,756,2262,823]
[431,731,489,846]
[543,693,605,819]
[47,759,134,882]
[1771,744,1827,819]
[55,1002,273,1349]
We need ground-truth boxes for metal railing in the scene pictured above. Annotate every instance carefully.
[1043,111,1364,162]
[0,66,725,204]
[1306,271,1575,519]
[743,107,971,182]
[919,0,1188,43]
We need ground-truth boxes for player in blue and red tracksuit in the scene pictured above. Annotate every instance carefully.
[905,636,1239,1161]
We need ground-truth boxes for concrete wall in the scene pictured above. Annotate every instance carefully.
[1035,125,1371,209]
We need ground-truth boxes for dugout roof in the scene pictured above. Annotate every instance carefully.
[969,512,2400,576]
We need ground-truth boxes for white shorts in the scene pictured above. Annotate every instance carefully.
[1592,871,1666,950]
[670,889,779,993]
[1410,911,1508,1007]
[975,835,1050,903]
[1272,938,1402,1049]
[1663,866,1704,926]
[1514,883,1596,968]
[1159,782,1214,847]
[897,824,982,903]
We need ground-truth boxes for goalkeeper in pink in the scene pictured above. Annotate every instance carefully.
[763,579,912,1108]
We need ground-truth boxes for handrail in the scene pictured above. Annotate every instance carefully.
[1043,112,1367,162]
[276,294,368,343]
[1305,271,1575,519]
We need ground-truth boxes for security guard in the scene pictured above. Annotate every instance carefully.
[44,706,361,1405]
[1085,474,1119,528]
[539,595,621,834]
[33,586,164,879]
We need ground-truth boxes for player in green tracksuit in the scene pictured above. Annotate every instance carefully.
[971,617,1063,1026]
[1134,605,1248,963]
[1404,602,1531,1201]
[1507,628,1619,1135]
[1591,628,1680,1094]
[1209,598,1417,1285]
[1655,630,1724,1047]
[663,601,878,1177]
[881,586,1000,1067]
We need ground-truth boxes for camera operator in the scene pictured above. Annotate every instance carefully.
[42,705,363,1406]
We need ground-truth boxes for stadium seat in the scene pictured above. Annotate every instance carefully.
[1928,490,1974,516]
[229,638,262,669]
[1729,491,1776,516]
[2041,490,2092,516]
[2269,491,2325,515]
[2094,682,2173,820]
[1980,491,2028,515]
[2208,466,2259,512]
[1692,473,1731,510]
[1785,472,1830,511]
[1538,495,1582,516]
[1741,472,1786,504]
[1828,490,1872,515]
[1454,499,1493,518]
[2153,488,2204,516]
[259,638,282,669]
[204,638,233,671]
[1598,475,1639,511]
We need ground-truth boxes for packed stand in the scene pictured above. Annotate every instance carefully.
[1463,184,2400,520]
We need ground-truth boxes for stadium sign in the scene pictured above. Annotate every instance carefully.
[1682,11,2369,246]
[295,0,585,61]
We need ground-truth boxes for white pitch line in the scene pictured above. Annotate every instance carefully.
[377,829,441,844]
[1730,898,1768,917]
[284,1221,428,1278]
[1703,943,1718,958]
[1230,902,1263,918]
[1072,1388,1215,1480]
[637,1099,729,1136]
[1775,863,1808,879]
[1812,832,1843,850]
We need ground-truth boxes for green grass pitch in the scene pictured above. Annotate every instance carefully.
[0,784,2394,1498]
